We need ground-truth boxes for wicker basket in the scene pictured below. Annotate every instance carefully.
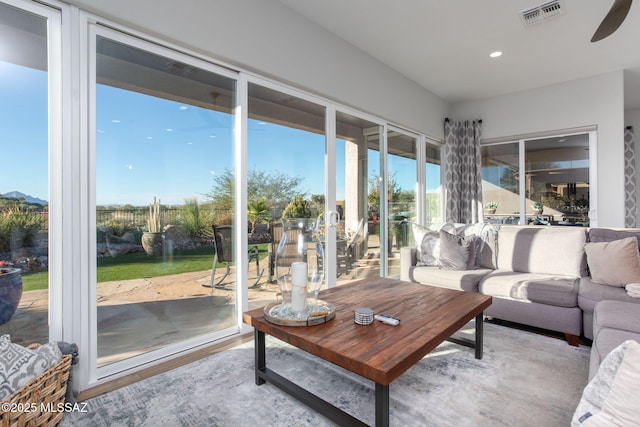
[0,344,72,427]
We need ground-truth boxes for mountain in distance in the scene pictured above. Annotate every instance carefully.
[2,191,48,205]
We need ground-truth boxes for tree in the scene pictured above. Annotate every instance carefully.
[205,168,304,217]
[247,199,269,233]
[204,169,235,212]
[248,170,304,214]
[282,195,313,218]
[367,171,401,213]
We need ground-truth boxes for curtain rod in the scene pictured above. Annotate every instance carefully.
[444,118,482,123]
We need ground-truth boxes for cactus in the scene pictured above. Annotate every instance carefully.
[147,197,163,233]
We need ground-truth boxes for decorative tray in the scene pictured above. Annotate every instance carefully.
[264,300,336,326]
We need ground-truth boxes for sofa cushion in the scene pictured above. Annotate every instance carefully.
[438,230,476,270]
[479,270,579,307]
[579,277,640,314]
[584,237,640,287]
[408,266,493,292]
[594,300,640,335]
[589,228,640,250]
[496,226,588,277]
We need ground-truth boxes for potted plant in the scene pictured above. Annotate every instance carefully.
[484,201,498,215]
[0,265,22,325]
[141,196,164,256]
[532,201,544,215]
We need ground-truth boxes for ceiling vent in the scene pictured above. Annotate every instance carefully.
[520,0,565,26]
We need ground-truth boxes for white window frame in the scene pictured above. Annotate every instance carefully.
[481,127,598,227]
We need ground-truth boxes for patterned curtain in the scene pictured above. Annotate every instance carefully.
[625,126,636,228]
[444,119,483,224]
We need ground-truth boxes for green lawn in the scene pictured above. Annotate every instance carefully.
[20,244,269,291]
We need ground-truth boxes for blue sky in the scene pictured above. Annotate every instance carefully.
[2,60,440,207]
[0,62,49,201]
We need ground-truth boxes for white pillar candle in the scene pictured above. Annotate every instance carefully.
[291,262,307,312]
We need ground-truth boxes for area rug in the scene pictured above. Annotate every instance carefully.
[62,321,590,426]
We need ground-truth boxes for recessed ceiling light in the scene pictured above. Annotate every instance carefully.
[489,51,503,58]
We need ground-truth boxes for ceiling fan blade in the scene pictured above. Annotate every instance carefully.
[591,0,633,42]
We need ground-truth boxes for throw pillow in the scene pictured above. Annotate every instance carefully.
[584,237,640,287]
[581,340,640,427]
[0,335,62,400]
[440,222,486,269]
[412,223,440,266]
[438,229,476,270]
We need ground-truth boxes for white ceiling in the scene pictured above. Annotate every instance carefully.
[278,0,640,109]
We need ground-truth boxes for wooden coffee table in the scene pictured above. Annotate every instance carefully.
[242,277,492,427]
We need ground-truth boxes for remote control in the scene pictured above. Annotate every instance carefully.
[374,314,400,326]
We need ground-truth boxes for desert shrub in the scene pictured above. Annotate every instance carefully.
[0,206,47,252]
[178,198,214,238]
[103,218,137,237]
[214,211,233,225]
[282,195,313,218]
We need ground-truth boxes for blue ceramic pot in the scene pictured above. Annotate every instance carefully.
[0,268,23,325]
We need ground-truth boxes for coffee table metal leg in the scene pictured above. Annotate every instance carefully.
[253,330,368,426]
[475,313,484,360]
[255,329,266,385]
[446,312,485,360]
[375,383,389,427]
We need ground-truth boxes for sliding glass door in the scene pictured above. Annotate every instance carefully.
[247,82,326,302]
[92,30,238,370]
[335,111,381,283]
[384,129,418,277]
[0,1,61,347]
[481,133,591,226]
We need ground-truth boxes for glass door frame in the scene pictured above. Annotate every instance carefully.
[381,125,422,277]
[0,0,66,342]
[481,128,598,226]
[85,22,242,382]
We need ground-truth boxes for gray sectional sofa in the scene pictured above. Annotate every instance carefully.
[400,224,640,345]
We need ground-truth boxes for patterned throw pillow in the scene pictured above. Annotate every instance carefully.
[0,334,62,400]
[412,223,440,266]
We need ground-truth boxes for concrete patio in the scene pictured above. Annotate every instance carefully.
[0,242,393,366]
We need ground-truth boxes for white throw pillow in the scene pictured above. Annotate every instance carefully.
[581,340,640,426]
[585,237,640,287]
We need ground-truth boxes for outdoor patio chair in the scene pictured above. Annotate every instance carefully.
[268,222,283,282]
[346,218,367,268]
[205,224,264,289]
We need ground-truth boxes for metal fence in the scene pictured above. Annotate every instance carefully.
[95,208,233,229]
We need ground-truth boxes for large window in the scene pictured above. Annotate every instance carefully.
[246,83,326,302]
[481,143,521,223]
[425,142,442,228]
[336,111,381,283]
[93,34,237,368]
[481,133,590,226]
[385,130,417,277]
[0,2,52,346]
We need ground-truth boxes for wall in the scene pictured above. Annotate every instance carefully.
[451,72,625,227]
[66,0,448,140]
